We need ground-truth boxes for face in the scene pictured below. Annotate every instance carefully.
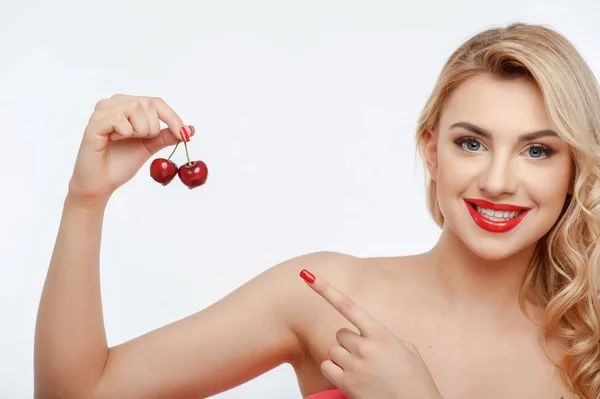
[424,73,573,261]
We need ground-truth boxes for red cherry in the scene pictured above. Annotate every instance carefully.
[178,161,208,189]
[150,158,178,185]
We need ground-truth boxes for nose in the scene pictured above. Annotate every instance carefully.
[478,154,518,198]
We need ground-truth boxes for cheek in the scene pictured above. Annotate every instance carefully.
[435,144,475,198]
[526,163,572,211]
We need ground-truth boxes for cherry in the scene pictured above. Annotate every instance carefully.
[149,137,208,189]
[149,141,180,185]
[178,161,208,189]
[150,158,177,185]
[178,140,208,189]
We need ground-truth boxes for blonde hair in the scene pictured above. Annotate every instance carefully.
[415,22,600,398]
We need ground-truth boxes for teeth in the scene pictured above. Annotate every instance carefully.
[475,206,522,221]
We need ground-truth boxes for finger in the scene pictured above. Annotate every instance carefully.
[93,93,135,111]
[328,344,353,370]
[103,107,150,142]
[336,327,362,354]
[143,103,162,137]
[127,106,151,139]
[142,125,195,156]
[99,100,184,143]
[103,112,134,141]
[299,269,379,336]
[93,95,190,142]
[89,102,147,141]
[149,96,190,142]
[94,98,112,111]
[320,359,344,388]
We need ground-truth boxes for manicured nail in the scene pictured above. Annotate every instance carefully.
[300,269,315,284]
[180,126,190,142]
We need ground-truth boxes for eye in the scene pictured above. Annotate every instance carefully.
[454,136,485,152]
[522,144,555,159]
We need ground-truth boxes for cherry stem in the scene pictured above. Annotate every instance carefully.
[167,141,180,161]
[183,140,191,166]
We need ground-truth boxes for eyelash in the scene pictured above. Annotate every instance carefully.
[452,136,556,159]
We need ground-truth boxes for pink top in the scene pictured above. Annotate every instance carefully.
[305,388,347,399]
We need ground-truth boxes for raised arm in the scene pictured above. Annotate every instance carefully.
[33,94,333,398]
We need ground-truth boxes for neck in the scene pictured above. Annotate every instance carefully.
[425,225,538,313]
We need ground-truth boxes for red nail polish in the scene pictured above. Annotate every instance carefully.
[180,126,190,142]
[300,269,315,284]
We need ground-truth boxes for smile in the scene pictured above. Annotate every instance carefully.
[463,198,531,233]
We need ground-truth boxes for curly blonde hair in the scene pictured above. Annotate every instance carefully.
[415,22,600,398]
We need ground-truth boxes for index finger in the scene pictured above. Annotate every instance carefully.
[150,96,190,142]
[299,269,379,336]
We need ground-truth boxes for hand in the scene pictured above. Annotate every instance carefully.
[299,269,443,399]
[68,94,195,204]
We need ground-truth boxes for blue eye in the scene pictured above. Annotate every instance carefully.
[454,137,485,152]
[523,144,554,159]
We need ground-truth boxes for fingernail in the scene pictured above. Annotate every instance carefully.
[189,125,195,136]
[108,137,112,142]
[180,126,190,142]
[300,269,315,284]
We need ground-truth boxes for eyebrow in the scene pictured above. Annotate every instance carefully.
[449,121,559,141]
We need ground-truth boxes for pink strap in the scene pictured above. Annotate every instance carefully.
[305,388,347,399]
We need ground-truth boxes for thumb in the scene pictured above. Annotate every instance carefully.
[144,125,195,155]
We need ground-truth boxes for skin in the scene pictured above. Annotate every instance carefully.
[34,73,576,399]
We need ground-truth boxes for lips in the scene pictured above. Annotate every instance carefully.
[464,198,530,212]
[463,198,531,233]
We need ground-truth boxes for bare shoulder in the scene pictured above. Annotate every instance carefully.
[297,252,423,282]
[270,250,364,310]
[280,251,413,299]
[288,252,424,301]
[285,252,422,327]
[260,250,362,290]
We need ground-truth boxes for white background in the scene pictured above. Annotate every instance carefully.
[1,1,599,398]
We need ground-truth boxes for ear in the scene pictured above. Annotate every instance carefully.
[423,129,438,181]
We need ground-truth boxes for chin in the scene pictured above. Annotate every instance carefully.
[459,234,535,262]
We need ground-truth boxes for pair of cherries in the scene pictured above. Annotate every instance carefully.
[149,139,208,189]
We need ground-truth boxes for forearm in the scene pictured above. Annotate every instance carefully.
[34,193,110,398]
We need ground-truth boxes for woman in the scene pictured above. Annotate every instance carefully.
[34,22,600,399]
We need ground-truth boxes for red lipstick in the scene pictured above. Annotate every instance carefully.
[464,199,530,233]
[464,198,529,211]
